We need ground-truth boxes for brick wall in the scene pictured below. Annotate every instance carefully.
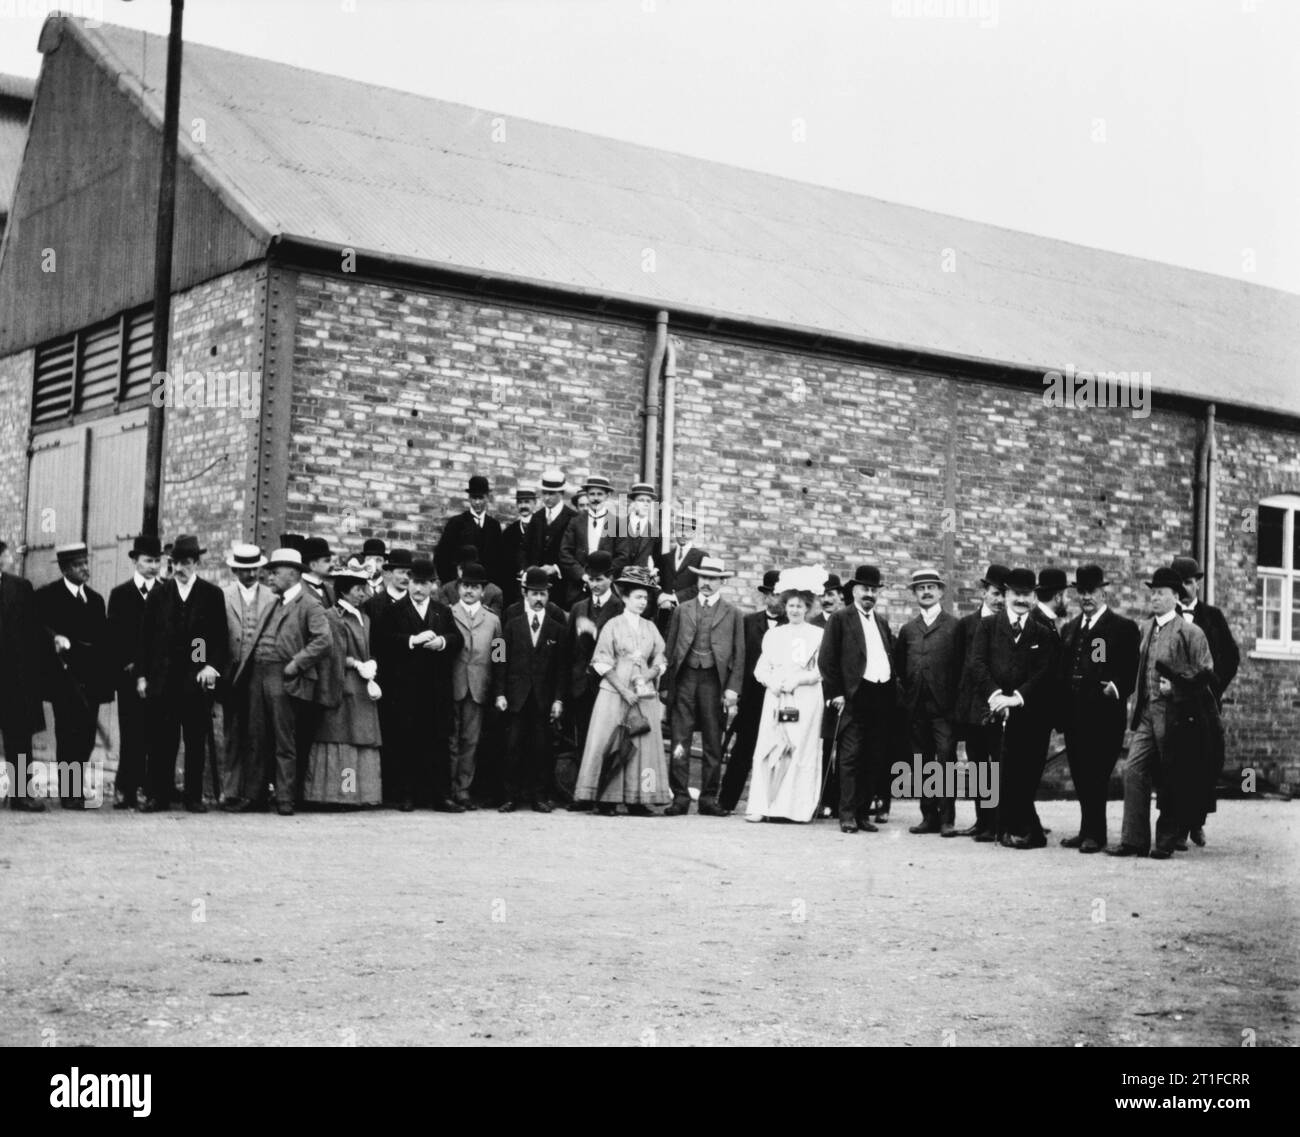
[0,347,34,545]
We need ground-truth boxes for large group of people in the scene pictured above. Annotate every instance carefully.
[0,468,1241,860]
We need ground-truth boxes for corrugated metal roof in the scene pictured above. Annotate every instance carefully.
[0,74,34,218]
[62,18,1300,417]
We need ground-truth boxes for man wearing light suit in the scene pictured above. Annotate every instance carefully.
[1109,566,1215,859]
[449,562,505,809]
[218,543,276,811]
[662,555,746,816]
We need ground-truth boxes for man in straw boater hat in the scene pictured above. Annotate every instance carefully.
[894,567,965,837]
[1,555,56,811]
[559,474,618,608]
[953,563,1008,840]
[230,546,331,815]
[820,565,901,833]
[35,543,113,809]
[967,567,1060,848]
[217,543,275,811]
[1108,566,1218,860]
[1057,564,1139,854]
[662,555,746,816]
[527,467,578,607]
[612,481,659,577]
[436,474,505,592]
[494,566,567,813]
[1169,554,1239,847]
[373,556,463,812]
[717,569,786,814]
[501,487,539,610]
[134,535,229,812]
[105,534,163,809]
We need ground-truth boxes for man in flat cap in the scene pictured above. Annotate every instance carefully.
[501,489,539,610]
[136,535,229,812]
[953,563,1008,839]
[967,567,1060,848]
[718,569,786,814]
[1170,554,1239,846]
[1056,564,1139,853]
[559,475,618,608]
[894,568,965,836]
[218,544,276,811]
[1109,567,1217,859]
[436,475,504,591]
[105,534,163,808]
[663,556,746,816]
[36,543,113,809]
[528,468,578,608]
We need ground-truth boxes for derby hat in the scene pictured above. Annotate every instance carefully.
[979,563,1010,589]
[1072,563,1109,591]
[410,558,437,583]
[301,537,331,564]
[758,569,782,594]
[170,535,206,562]
[909,567,944,590]
[540,468,567,493]
[54,542,89,565]
[823,573,842,592]
[128,534,162,560]
[688,555,735,579]
[581,474,613,494]
[265,548,304,572]
[361,538,387,558]
[459,562,488,586]
[522,566,551,592]
[384,548,413,570]
[1036,567,1068,597]
[843,565,883,598]
[457,544,480,565]
[1004,567,1038,592]
[586,550,614,577]
[225,542,266,570]
[1170,555,1204,581]
[467,475,491,496]
[1146,566,1188,598]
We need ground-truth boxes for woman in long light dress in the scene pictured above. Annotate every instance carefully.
[746,584,825,823]
[572,568,671,816]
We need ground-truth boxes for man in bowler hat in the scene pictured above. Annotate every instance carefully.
[436,475,505,590]
[301,538,335,608]
[501,489,539,609]
[953,563,1008,839]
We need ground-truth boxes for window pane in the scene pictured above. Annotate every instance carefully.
[1258,506,1284,568]
[1259,576,1283,641]
[1293,579,1300,643]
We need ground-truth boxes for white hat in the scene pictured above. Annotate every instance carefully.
[226,542,267,570]
[264,547,304,572]
[540,467,567,492]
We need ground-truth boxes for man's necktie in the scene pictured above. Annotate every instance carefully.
[531,614,540,634]
[1013,618,1023,644]
[140,585,148,601]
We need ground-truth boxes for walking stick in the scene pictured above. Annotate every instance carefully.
[816,707,848,822]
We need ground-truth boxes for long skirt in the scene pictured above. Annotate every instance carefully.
[573,689,671,805]
[746,683,824,822]
[304,743,382,805]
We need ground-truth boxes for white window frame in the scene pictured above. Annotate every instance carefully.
[1254,493,1300,658]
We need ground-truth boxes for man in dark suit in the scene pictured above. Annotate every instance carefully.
[364,547,413,623]
[953,563,1008,839]
[821,565,900,833]
[300,537,335,609]
[1032,567,1070,635]
[654,520,705,635]
[662,556,746,816]
[894,568,965,836]
[36,543,114,809]
[1170,555,1239,846]
[436,474,505,591]
[501,489,538,610]
[718,570,786,813]
[968,567,1061,848]
[527,468,578,609]
[1057,564,1140,853]
[374,558,464,811]
[494,567,566,813]
[562,550,622,810]
[558,475,617,608]
[1,568,56,811]
[135,535,229,812]
[612,482,659,579]
[810,572,842,815]
[105,534,162,809]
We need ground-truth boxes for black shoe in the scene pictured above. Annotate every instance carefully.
[663,802,689,816]
[61,798,86,811]
[873,812,890,823]
[1190,826,1206,847]
[10,796,46,812]
[1079,838,1102,854]
[1149,847,1174,860]
[1172,841,1189,852]
[498,800,517,813]
[398,799,415,813]
[113,794,136,810]
[840,820,859,834]
[998,833,1016,848]
[698,803,730,817]
[1060,834,1084,848]
[1011,834,1047,850]
[220,797,247,813]
[455,796,478,812]
[939,824,959,837]
[566,800,593,812]
[434,797,465,813]
[972,831,997,843]
[276,803,295,816]
[596,803,618,816]
[531,800,554,814]
[234,798,267,813]
[184,800,208,814]
[956,823,981,837]
[856,819,879,833]
[625,803,652,816]
[140,798,166,813]
[1105,844,1147,857]
[909,820,941,834]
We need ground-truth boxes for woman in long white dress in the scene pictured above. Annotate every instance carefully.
[746,569,826,823]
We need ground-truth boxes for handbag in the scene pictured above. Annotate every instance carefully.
[625,702,652,737]
[777,704,800,723]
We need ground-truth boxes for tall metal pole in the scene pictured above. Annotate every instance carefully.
[142,0,184,538]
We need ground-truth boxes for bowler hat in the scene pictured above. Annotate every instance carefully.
[586,550,614,577]
[361,538,387,557]
[1072,564,1109,591]
[170,535,206,562]
[843,565,883,598]
[688,555,734,579]
[54,542,89,565]
[384,548,413,570]
[823,573,842,592]
[459,562,488,586]
[301,537,331,563]
[582,475,613,494]
[128,534,162,560]
[457,544,480,565]
[909,567,944,590]
[225,542,266,570]
[265,548,304,572]
[1146,566,1188,598]
[1170,555,1204,581]
[468,475,491,496]
[758,569,781,594]
[410,558,437,583]
[979,563,1010,589]
[1004,567,1038,592]
[1035,567,1068,598]
[522,566,551,592]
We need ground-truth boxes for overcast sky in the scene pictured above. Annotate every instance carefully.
[3,0,1297,294]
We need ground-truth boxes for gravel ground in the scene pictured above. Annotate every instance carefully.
[1,798,1295,1046]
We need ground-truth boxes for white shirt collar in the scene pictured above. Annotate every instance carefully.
[303,572,323,586]
[386,585,407,600]
[1084,604,1108,628]
[547,504,561,523]
[412,595,430,615]
[1037,601,1057,622]
[63,577,84,601]
[1182,598,1198,612]
[1155,609,1177,628]
[133,572,153,592]
[281,582,302,606]
[1008,610,1025,628]
[979,603,998,618]
[461,600,481,615]
[238,581,259,603]
[175,575,196,601]
[920,605,941,626]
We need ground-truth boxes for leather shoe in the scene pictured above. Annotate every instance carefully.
[113,795,135,810]
[1149,847,1174,860]
[662,802,689,816]
[140,798,166,813]
[596,803,618,816]
[566,800,593,812]
[972,831,996,843]
[455,796,478,812]
[276,803,294,816]
[434,797,465,813]
[1190,826,1206,847]
[1105,844,1146,857]
[498,800,517,813]
[698,803,730,817]
[998,833,1016,848]
[1012,834,1047,850]
[220,797,247,813]
[10,796,46,812]
[398,799,414,813]
[61,798,86,811]
[873,812,890,823]
[234,798,267,813]
[184,800,208,814]
[856,819,879,833]
[625,803,652,816]
[1079,838,1102,854]
[939,824,959,837]
[956,823,981,837]
[1172,841,1189,852]
[909,820,941,834]
[840,820,859,834]
[1060,834,1084,848]
[531,800,554,813]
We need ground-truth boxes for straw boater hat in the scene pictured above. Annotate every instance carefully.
[688,555,734,579]
[540,468,567,493]
[265,547,304,572]
[582,474,613,494]
[54,542,89,565]
[628,482,657,500]
[909,568,944,590]
[225,542,266,570]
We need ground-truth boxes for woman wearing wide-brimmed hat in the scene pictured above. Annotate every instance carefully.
[572,565,671,815]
